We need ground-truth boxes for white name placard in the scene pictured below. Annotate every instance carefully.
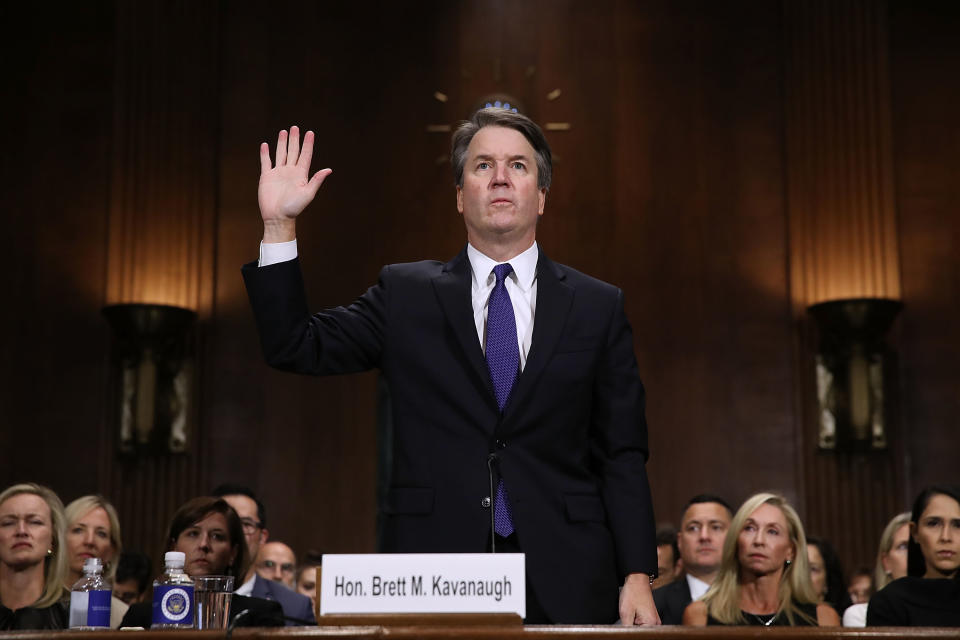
[320,553,525,617]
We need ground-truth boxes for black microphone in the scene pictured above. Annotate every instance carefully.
[487,452,498,553]
[225,608,251,638]
[226,607,310,636]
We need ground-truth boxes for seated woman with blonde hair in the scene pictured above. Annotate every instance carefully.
[0,483,69,630]
[842,510,910,626]
[63,495,129,628]
[683,492,840,626]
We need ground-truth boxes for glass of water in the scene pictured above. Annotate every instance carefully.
[193,575,234,629]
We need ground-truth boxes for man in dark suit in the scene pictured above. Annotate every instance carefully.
[213,486,316,625]
[243,109,659,624]
[653,494,732,624]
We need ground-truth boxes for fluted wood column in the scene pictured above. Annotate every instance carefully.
[785,0,900,306]
[100,0,219,561]
[783,0,904,572]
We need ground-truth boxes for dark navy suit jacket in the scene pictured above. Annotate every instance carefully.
[251,574,316,625]
[653,576,693,625]
[242,248,656,623]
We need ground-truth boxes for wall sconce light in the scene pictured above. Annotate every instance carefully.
[807,298,902,452]
[102,303,197,454]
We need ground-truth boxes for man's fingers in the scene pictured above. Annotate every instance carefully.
[259,142,272,175]
[298,130,316,171]
[288,125,300,165]
[275,129,288,166]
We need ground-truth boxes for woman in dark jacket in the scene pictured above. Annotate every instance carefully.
[867,485,960,626]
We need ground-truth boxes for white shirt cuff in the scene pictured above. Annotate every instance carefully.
[258,239,298,267]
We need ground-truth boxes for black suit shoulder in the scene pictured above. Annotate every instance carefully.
[653,578,692,625]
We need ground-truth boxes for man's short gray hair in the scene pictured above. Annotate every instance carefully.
[451,108,552,191]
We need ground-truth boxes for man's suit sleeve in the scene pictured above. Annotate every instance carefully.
[297,594,317,625]
[592,288,657,579]
[242,258,388,375]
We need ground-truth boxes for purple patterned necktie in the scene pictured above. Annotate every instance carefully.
[486,263,517,537]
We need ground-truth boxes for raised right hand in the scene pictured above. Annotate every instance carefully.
[258,126,332,242]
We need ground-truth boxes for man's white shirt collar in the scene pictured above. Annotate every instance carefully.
[466,241,538,291]
[686,573,710,601]
[235,573,256,595]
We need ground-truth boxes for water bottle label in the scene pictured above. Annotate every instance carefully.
[69,590,111,628]
[69,591,88,628]
[87,590,112,627]
[152,585,194,625]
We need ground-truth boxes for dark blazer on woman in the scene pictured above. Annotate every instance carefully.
[867,577,960,626]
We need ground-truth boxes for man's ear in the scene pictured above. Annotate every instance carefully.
[260,527,270,546]
[456,186,463,214]
[538,188,546,215]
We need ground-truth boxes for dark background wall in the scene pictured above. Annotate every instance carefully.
[2,0,957,579]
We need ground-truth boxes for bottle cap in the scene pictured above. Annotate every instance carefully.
[83,557,103,572]
[164,551,186,568]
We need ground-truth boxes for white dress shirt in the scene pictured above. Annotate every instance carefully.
[258,240,539,371]
[235,573,256,596]
[466,242,538,371]
[686,573,710,601]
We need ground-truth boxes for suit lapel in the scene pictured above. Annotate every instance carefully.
[432,250,497,406]
[502,252,572,423]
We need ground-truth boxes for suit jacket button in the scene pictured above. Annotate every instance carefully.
[481,496,491,508]
[496,439,506,449]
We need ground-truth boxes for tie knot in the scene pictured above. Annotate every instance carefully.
[492,263,514,284]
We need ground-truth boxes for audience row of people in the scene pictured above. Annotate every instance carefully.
[652,485,960,627]
[2,481,957,628]
[0,483,320,630]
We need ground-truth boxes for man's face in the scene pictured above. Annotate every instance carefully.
[256,541,296,588]
[652,544,678,589]
[113,577,144,605]
[457,126,545,249]
[221,494,266,558]
[678,502,731,575]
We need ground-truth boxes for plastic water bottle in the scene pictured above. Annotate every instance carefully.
[69,557,112,629]
[152,551,194,628]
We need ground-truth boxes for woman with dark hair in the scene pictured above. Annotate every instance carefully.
[120,497,283,628]
[867,485,960,626]
[806,536,852,616]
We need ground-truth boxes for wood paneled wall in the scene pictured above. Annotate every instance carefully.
[3,0,958,580]
[782,0,905,578]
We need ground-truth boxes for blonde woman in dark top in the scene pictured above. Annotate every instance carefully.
[0,483,69,630]
[683,492,840,626]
